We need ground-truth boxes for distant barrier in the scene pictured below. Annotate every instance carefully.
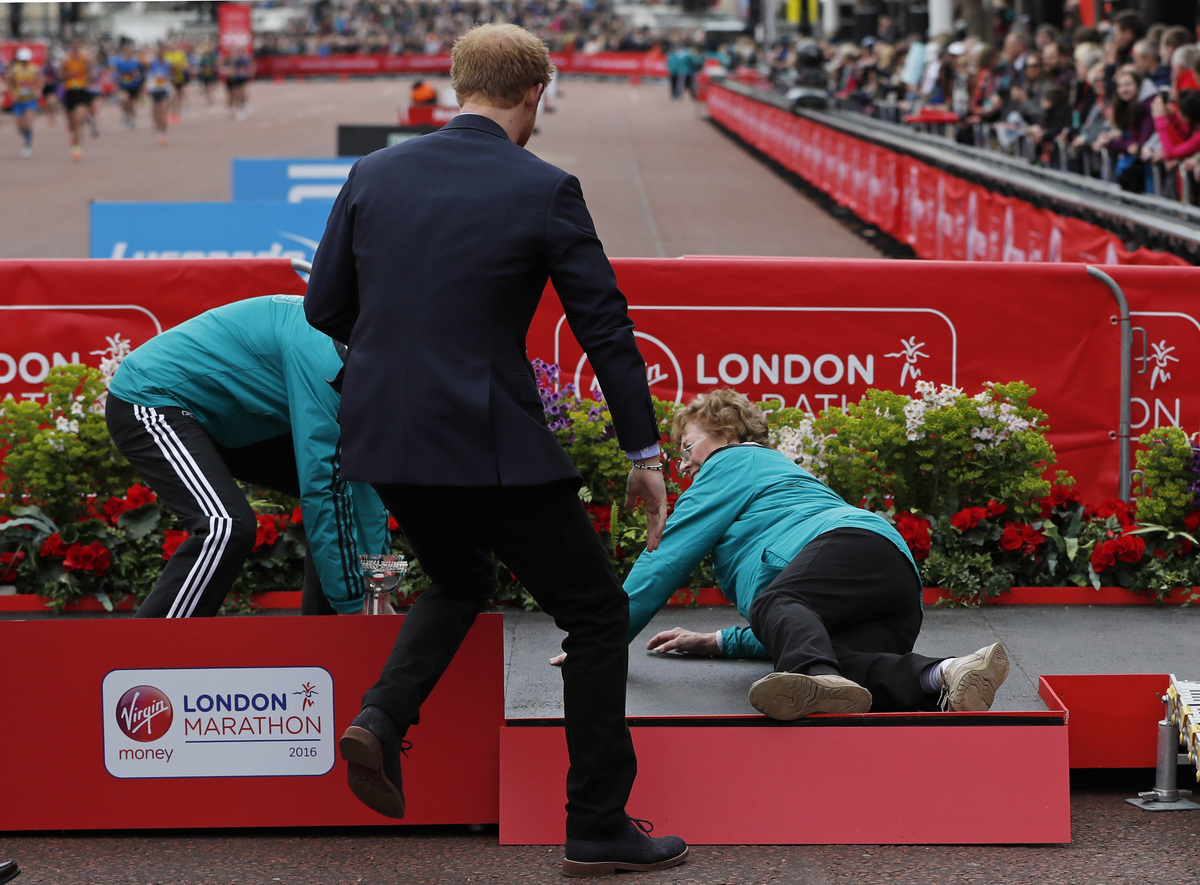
[255,50,668,81]
[707,82,1191,268]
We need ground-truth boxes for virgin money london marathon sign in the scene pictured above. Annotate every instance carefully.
[102,667,334,778]
[90,202,334,262]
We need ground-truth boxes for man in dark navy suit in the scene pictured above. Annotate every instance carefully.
[305,23,688,877]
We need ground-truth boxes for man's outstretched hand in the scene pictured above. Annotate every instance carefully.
[625,462,668,551]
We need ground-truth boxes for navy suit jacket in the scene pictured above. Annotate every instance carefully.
[305,114,659,486]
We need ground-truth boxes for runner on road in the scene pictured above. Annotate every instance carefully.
[7,48,43,158]
[59,39,91,160]
[113,41,145,129]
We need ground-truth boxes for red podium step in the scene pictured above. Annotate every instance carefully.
[499,705,1072,845]
[0,614,503,831]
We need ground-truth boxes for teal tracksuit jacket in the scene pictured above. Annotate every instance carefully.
[623,443,920,658]
[108,294,388,612]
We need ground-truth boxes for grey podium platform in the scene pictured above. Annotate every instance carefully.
[503,603,1200,719]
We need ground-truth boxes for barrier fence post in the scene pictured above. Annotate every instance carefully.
[1086,266,1132,501]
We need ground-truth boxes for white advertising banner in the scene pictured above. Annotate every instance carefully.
[101,667,335,779]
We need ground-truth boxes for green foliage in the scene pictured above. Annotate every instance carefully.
[1135,427,1199,528]
[0,365,139,524]
[775,381,1053,517]
[4,362,1199,613]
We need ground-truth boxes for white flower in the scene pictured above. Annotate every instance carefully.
[55,416,80,435]
[904,399,927,440]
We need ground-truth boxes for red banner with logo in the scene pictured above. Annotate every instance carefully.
[530,257,1125,502]
[1098,265,1200,449]
[707,85,1188,268]
[0,260,306,404]
[218,3,253,58]
[254,50,667,80]
[0,42,47,66]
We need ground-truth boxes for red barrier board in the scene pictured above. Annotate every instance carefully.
[532,257,1124,501]
[1040,674,1169,768]
[0,613,503,830]
[1099,265,1200,443]
[0,259,306,403]
[500,717,1071,844]
[707,85,1188,268]
[255,50,668,81]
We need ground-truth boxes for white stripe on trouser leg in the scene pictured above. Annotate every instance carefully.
[134,405,236,618]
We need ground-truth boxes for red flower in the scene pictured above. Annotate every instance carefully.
[253,514,279,552]
[998,522,1047,555]
[985,500,1008,519]
[1090,540,1117,572]
[583,502,611,535]
[1113,534,1145,563]
[292,506,304,526]
[1085,498,1136,528]
[63,541,111,576]
[161,530,189,560]
[103,484,159,525]
[950,506,987,532]
[124,484,156,509]
[40,532,68,558]
[1039,484,1079,516]
[387,514,399,532]
[0,550,25,582]
[1184,511,1200,533]
[102,496,126,525]
[893,511,932,561]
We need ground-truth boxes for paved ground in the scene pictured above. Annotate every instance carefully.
[0,77,882,261]
[4,77,1199,884]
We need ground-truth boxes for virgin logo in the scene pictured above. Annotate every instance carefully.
[116,685,174,743]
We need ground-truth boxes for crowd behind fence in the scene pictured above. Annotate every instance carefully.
[763,9,1200,208]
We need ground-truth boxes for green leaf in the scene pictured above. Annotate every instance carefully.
[93,590,114,612]
[117,503,162,540]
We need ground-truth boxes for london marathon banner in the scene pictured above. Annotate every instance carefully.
[529,257,1128,502]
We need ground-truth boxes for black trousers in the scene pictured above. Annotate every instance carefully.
[367,481,636,841]
[748,528,941,712]
[106,395,330,618]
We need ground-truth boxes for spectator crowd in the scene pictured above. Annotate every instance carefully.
[767,9,1200,202]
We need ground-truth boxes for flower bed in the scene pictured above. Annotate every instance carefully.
[2,362,1198,614]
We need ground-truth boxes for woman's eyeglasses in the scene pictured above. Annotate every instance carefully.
[678,434,711,467]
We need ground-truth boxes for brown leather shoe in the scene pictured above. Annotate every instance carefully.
[339,705,408,818]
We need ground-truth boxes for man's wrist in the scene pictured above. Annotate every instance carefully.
[626,444,662,461]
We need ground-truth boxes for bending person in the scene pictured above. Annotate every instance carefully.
[615,389,1010,719]
[106,294,389,617]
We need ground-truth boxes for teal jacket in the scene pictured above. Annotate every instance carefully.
[623,443,920,658]
[108,294,388,613]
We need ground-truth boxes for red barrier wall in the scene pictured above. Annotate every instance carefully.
[0,259,306,403]
[533,257,1125,502]
[10,258,1200,503]
[255,50,668,80]
[1102,265,1200,446]
[707,85,1189,269]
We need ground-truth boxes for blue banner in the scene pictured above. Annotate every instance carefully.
[231,158,356,203]
[90,202,335,263]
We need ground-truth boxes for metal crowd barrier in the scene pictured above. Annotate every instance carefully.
[834,95,1199,207]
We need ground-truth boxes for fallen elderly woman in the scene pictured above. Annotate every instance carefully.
[558,388,1010,720]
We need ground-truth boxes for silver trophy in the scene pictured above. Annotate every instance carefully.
[359,554,409,614]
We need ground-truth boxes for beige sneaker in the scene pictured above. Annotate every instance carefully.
[748,672,872,720]
[939,642,1010,712]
